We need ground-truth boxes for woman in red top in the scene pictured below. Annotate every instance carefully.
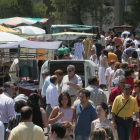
[131,79,140,140]
[124,68,134,91]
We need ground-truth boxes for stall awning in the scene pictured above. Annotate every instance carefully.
[34,32,94,41]
[0,40,62,50]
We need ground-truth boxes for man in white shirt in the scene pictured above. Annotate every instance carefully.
[46,75,58,124]
[41,69,50,109]
[121,29,130,39]
[136,44,140,58]
[99,32,106,47]
[135,36,140,49]
[123,34,133,48]
[0,121,4,140]
[0,82,15,139]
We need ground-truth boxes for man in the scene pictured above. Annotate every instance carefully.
[114,44,122,62]
[54,69,63,93]
[107,48,118,64]
[60,65,83,104]
[94,41,102,60]
[121,28,130,39]
[112,84,139,140]
[136,44,140,58]
[125,42,135,61]
[8,106,45,140]
[99,31,106,48]
[0,121,4,140]
[6,100,26,139]
[46,75,58,123]
[113,33,123,46]
[41,69,50,109]
[0,82,15,139]
[108,76,126,105]
[74,89,97,140]
[135,36,140,49]
[123,34,133,48]
[86,76,107,107]
[49,123,66,140]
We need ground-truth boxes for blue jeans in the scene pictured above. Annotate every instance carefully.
[75,135,89,140]
[116,117,133,140]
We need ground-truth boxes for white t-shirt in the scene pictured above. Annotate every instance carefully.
[121,31,130,39]
[105,67,112,84]
[136,48,140,58]
[90,54,97,65]
[135,40,140,49]
[110,70,115,86]
[0,121,4,140]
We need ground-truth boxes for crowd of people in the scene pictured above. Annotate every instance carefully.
[1,29,140,140]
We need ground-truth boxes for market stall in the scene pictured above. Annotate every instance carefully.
[0,40,62,96]
[33,32,95,59]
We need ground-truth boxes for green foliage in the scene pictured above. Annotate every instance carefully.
[0,0,47,18]
[124,0,140,28]
[50,0,113,29]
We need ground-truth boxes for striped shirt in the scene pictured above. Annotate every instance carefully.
[6,113,21,132]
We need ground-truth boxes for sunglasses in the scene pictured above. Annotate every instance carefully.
[134,86,138,88]
[67,70,72,72]
[120,82,125,84]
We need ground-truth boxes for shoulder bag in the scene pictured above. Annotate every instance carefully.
[115,99,129,119]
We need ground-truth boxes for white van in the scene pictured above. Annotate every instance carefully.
[39,60,97,89]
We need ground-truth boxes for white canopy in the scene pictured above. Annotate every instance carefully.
[0,40,62,50]
[0,31,26,43]
[13,26,46,34]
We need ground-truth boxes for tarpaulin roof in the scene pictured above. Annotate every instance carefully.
[0,40,62,49]
[50,24,98,34]
[0,25,20,33]
[34,32,94,41]
[0,17,49,26]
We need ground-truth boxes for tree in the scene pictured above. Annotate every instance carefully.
[124,0,140,28]
[50,0,113,29]
[0,0,48,18]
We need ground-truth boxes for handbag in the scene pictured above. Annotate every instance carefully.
[115,99,129,119]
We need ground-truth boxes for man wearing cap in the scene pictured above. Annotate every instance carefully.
[112,84,139,140]
[60,65,83,104]
[41,69,50,109]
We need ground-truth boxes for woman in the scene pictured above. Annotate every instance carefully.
[109,62,121,87]
[91,102,115,134]
[124,68,134,90]
[131,79,140,140]
[54,69,63,93]
[113,62,128,87]
[128,51,139,68]
[105,60,115,94]
[99,50,108,89]
[90,128,108,140]
[27,93,48,129]
[49,92,76,124]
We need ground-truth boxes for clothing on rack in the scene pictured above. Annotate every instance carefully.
[83,38,92,59]
[18,60,37,78]
[74,42,84,59]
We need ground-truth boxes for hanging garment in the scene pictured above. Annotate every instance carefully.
[74,42,84,59]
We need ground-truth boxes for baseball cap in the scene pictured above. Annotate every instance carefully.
[123,84,131,89]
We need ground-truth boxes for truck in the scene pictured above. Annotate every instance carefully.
[39,60,98,90]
